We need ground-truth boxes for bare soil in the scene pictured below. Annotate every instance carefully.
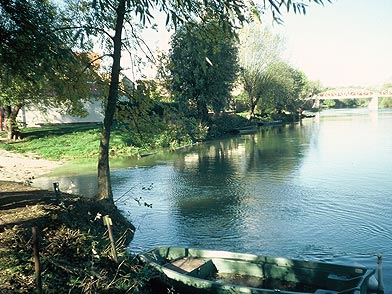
[0,148,62,183]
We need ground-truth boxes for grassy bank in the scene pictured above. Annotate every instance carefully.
[0,115,264,293]
[0,114,253,161]
[0,181,152,293]
[0,124,146,161]
[0,124,160,292]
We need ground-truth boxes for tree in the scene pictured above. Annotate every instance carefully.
[259,61,312,120]
[238,21,284,119]
[64,0,329,203]
[115,79,164,147]
[167,17,239,122]
[64,0,249,202]
[0,0,100,139]
[1,0,329,202]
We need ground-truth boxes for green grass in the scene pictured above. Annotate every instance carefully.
[0,114,255,161]
[0,124,143,161]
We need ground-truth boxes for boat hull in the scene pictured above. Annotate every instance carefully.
[139,247,377,294]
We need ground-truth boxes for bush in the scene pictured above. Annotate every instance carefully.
[207,113,250,139]
[380,97,392,108]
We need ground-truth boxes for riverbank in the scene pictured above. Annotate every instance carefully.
[0,180,154,293]
[0,148,63,183]
[0,146,152,292]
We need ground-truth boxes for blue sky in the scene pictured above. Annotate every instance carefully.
[137,0,392,88]
[277,0,392,88]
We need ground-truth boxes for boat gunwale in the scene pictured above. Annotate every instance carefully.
[139,246,374,294]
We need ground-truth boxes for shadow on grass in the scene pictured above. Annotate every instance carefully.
[0,189,69,232]
[0,184,134,237]
[0,190,57,210]
[22,123,102,140]
[0,182,141,293]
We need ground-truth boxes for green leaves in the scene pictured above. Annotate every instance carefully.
[257,0,329,23]
[167,17,239,121]
[238,22,284,117]
[260,61,312,116]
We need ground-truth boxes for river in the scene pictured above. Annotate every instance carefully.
[34,109,392,292]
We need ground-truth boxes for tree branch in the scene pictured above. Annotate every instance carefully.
[51,26,114,41]
[83,53,113,72]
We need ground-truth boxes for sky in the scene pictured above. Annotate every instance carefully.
[277,0,392,88]
[136,0,392,88]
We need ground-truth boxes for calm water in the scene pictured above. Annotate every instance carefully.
[34,109,392,291]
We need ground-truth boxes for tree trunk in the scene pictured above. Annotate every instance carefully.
[0,107,3,132]
[4,104,23,140]
[96,0,126,202]
[248,102,256,120]
[197,100,208,122]
[247,94,258,120]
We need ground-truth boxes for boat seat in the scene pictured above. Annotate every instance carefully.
[164,258,217,279]
[166,257,208,273]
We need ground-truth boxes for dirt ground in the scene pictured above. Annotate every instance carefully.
[0,148,63,184]
[0,146,62,228]
[0,181,60,229]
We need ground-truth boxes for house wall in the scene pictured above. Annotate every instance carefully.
[19,100,104,127]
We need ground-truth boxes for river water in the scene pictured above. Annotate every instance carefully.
[34,109,392,291]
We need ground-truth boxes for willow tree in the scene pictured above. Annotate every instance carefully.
[260,61,312,119]
[63,0,329,203]
[238,22,284,119]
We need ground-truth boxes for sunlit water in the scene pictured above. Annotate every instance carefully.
[34,109,392,292]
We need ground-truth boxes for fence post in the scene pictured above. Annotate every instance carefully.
[53,182,61,203]
[32,227,42,294]
[103,215,118,263]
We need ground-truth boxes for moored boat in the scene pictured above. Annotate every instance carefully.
[139,247,384,294]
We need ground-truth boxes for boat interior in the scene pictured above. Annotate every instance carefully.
[143,247,376,294]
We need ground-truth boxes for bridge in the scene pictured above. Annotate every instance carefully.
[310,87,392,110]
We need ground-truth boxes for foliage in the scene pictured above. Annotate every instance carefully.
[0,195,152,293]
[1,0,328,200]
[207,113,251,139]
[252,61,312,121]
[115,79,199,150]
[1,0,60,77]
[321,98,369,109]
[0,0,91,84]
[0,0,103,139]
[238,22,284,118]
[166,16,239,122]
[380,97,392,108]
[116,80,160,144]
[322,99,336,108]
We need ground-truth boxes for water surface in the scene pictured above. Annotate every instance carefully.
[34,109,392,291]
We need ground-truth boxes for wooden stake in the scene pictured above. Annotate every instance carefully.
[53,182,61,203]
[103,215,118,263]
[32,227,42,294]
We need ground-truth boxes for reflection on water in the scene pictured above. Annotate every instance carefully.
[34,109,392,292]
[34,173,97,197]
